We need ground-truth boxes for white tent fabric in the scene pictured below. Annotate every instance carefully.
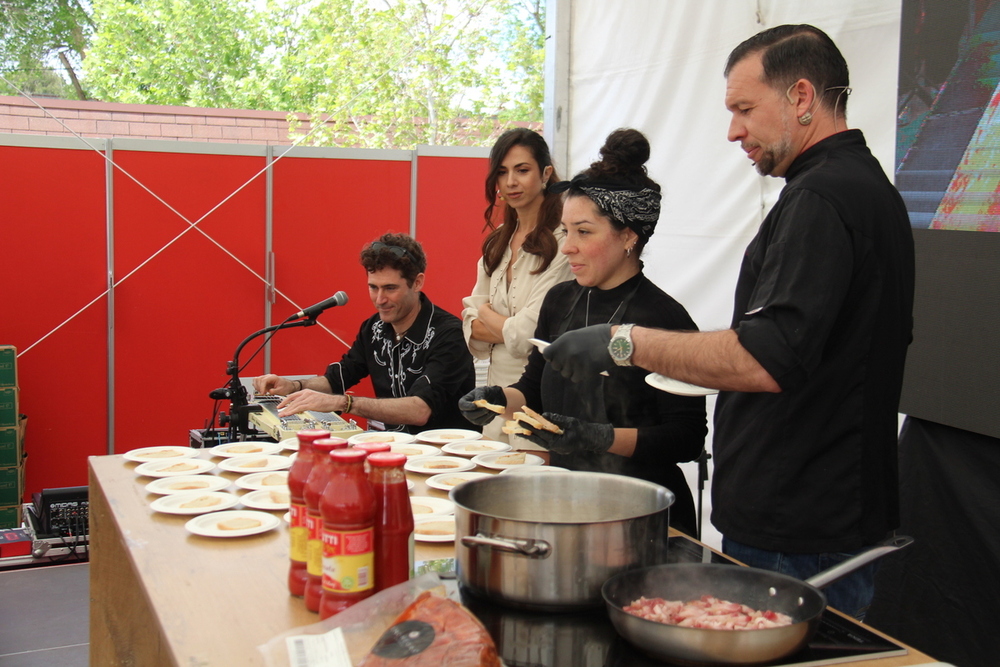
[557,0,903,546]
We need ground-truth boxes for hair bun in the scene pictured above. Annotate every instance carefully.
[598,128,650,171]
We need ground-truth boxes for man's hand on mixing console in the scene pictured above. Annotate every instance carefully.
[276,389,342,417]
[252,374,294,396]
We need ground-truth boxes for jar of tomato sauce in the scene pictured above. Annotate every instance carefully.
[319,448,376,619]
[367,452,414,592]
[303,438,348,612]
[287,429,331,597]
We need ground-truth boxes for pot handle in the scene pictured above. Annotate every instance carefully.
[460,533,552,558]
[805,534,914,590]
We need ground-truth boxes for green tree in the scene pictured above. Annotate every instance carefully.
[84,0,544,148]
[0,0,92,99]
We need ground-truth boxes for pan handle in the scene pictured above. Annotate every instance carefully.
[460,533,552,558]
[805,535,914,590]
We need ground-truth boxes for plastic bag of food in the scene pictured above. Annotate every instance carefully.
[258,573,448,667]
[356,589,500,666]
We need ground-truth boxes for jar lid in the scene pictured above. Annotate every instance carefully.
[313,438,349,452]
[296,429,330,444]
[330,448,368,463]
[354,442,391,454]
[367,452,407,467]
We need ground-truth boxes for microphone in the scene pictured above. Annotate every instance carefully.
[292,291,349,320]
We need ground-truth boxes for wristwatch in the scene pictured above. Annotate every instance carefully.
[608,323,636,366]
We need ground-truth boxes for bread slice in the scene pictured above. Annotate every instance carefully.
[225,444,263,454]
[240,458,269,468]
[261,474,286,486]
[217,517,262,531]
[161,462,199,473]
[502,420,532,436]
[495,452,526,465]
[472,399,505,414]
[179,495,222,509]
[168,480,210,490]
[141,449,184,458]
[268,490,290,504]
[519,405,564,434]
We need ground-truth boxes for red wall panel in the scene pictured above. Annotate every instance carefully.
[0,144,108,494]
[414,154,491,318]
[267,155,411,407]
[111,149,268,453]
[2,141,490,495]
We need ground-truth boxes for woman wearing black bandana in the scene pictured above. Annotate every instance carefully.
[459,129,708,537]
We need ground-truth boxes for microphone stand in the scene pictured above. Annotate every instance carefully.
[214,318,319,442]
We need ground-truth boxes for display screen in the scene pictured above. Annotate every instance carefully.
[897,0,1000,438]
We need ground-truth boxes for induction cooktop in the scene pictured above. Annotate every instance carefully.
[434,534,908,667]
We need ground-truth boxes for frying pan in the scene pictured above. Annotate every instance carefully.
[602,535,912,665]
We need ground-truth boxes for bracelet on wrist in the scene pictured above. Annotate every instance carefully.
[344,394,353,414]
[293,379,302,392]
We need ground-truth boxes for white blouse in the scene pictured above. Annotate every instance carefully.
[462,228,573,388]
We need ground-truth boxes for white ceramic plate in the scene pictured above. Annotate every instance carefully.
[185,510,280,538]
[390,443,441,458]
[279,437,300,451]
[499,465,571,475]
[234,471,289,491]
[135,458,217,477]
[282,511,291,523]
[644,373,719,397]
[123,446,200,463]
[413,515,456,542]
[441,440,511,457]
[471,452,545,470]
[241,488,291,510]
[424,471,491,491]
[150,491,239,515]
[217,454,292,474]
[407,479,415,491]
[145,475,230,495]
[415,429,483,445]
[404,455,476,475]
[348,431,417,446]
[210,441,282,458]
[409,495,455,517]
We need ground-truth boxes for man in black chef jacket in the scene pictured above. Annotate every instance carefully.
[253,232,477,434]
[541,25,914,620]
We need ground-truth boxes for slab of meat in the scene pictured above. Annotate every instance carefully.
[358,591,501,666]
[624,595,793,630]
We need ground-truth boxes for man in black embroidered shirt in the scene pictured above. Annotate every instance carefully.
[540,25,914,619]
[253,233,477,434]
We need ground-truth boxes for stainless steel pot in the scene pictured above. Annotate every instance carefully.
[450,471,675,611]
[602,535,913,665]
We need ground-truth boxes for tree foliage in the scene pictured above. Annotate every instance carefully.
[0,0,92,98]
[67,0,545,148]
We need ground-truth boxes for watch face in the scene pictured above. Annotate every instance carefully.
[610,337,631,360]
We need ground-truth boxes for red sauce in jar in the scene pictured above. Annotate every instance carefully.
[319,448,376,619]
[368,451,414,591]
[287,429,330,597]
[303,438,348,612]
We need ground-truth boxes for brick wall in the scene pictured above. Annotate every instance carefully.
[0,95,309,145]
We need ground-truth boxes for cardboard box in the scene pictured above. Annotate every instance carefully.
[0,464,24,506]
[0,387,16,428]
[0,346,14,387]
[0,504,22,530]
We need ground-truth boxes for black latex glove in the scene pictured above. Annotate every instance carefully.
[458,385,507,426]
[519,412,615,456]
[542,324,614,384]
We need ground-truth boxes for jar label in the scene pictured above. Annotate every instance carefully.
[290,503,308,563]
[321,527,374,593]
[306,512,323,576]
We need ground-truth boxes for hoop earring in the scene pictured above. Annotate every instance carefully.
[626,245,633,257]
[798,112,813,126]
[496,189,504,201]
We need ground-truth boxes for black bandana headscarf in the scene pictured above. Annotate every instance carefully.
[550,174,661,241]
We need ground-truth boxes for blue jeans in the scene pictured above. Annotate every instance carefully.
[722,538,878,621]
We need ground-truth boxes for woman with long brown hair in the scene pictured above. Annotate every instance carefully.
[462,128,573,441]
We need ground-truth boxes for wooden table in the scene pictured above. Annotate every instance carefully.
[88,452,936,667]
